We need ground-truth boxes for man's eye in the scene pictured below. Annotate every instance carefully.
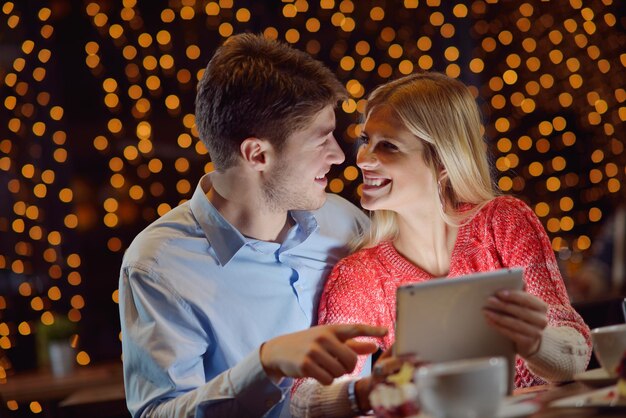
[357,135,369,144]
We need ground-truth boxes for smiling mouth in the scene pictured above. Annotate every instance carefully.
[315,174,328,186]
[362,177,391,189]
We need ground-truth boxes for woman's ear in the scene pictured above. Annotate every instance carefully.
[240,137,274,171]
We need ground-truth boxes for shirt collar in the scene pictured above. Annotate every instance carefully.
[290,209,318,237]
[189,173,320,266]
[190,173,247,266]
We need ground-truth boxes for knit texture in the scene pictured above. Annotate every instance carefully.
[299,196,591,392]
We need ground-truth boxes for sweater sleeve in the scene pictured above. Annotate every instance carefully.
[490,197,591,387]
[524,326,590,383]
[291,254,393,418]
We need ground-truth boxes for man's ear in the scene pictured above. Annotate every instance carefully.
[240,137,274,171]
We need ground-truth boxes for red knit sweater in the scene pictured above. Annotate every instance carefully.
[317,196,591,388]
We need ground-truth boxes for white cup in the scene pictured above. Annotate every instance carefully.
[591,323,626,378]
[415,357,508,418]
[48,340,75,378]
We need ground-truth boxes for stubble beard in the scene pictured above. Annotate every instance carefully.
[261,158,324,213]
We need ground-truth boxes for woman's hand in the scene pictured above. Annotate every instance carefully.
[483,289,548,358]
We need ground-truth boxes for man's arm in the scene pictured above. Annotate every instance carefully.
[142,325,386,418]
[120,265,386,418]
[140,348,285,418]
[121,265,278,418]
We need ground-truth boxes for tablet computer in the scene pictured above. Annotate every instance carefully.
[395,268,524,368]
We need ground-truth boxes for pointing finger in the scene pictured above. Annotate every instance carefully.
[345,339,379,355]
[332,324,388,341]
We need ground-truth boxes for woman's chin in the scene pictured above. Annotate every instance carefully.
[360,198,385,212]
[360,198,373,210]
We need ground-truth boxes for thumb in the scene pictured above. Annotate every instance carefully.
[346,339,379,355]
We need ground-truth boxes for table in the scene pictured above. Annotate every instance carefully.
[0,361,123,403]
[3,362,623,418]
[59,382,128,418]
[389,382,623,418]
[508,382,624,418]
[0,361,126,417]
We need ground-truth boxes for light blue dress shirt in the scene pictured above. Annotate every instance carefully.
[119,173,369,418]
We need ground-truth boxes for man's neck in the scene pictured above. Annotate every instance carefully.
[207,171,293,243]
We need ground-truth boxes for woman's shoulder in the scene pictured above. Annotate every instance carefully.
[460,196,539,242]
[487,194,530,210]
[333,244,384,272]
[472,195,534,223]
[465,195,549,246]
[322,244,387,303]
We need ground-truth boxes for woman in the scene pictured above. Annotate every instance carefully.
[290,72,591,417]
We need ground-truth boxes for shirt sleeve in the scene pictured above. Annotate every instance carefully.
[119,264,286,418]
[490,197,592,387]
[291,256,392,418]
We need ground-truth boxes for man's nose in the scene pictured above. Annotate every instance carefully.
[327,135,345,165]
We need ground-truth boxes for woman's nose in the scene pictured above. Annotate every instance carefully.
[356,145,377,168]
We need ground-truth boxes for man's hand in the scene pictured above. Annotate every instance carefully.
[483,289,548,358]
[260,324,387,384]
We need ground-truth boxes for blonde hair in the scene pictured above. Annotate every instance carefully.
[355,72,498,250]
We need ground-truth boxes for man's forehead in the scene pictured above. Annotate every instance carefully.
[309,105,336,131]
[284,107,336,146]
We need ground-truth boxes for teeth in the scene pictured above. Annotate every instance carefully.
[364,178,387,187]
[315,175,325,180]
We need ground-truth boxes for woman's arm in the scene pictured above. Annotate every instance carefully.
[487,197,591,386]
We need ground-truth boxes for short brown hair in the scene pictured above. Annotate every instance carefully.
[195,33,347,170]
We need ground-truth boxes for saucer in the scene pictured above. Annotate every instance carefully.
[415,397,540,418]
[550,385,626,408]
[574,368,618,387]
[497,398,540,418]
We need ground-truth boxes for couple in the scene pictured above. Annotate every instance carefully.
[118,34,591,418]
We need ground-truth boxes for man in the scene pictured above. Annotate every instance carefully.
[119,33,386,418]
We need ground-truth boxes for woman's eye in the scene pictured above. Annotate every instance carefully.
[357,135,369,144]
[381,141,398,151]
